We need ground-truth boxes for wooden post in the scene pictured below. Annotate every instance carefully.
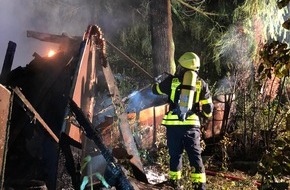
[0,41,16,84]
[0,85,13,189]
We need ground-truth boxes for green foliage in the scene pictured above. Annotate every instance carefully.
[118,23,152,74]
[104,1,290,188]
[233,0,289,41]
[93,0,153,91]
[114,73,140,97]
[257,41,290,81]
[155,126,262,190]
[156,145,195,189]
[172,0,240,84]
[219,135,233,171]
[213,20,255,60]
[258,131,290,186]
[255,40,290,187]
[212,0,289,93]
[210,0,289,167]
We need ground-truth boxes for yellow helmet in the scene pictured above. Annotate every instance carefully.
[178,52,200,71]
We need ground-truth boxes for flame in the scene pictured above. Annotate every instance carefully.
[47,50,56,57]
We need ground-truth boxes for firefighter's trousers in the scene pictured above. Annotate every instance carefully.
[166,126,206,190]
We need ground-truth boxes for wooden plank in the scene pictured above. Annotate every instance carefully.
[63,29,97,143]
[0,85,12,189]
[139,107,154,126]
[137,107,154,149]
[101,53,148,182]
[154,104,169,127]
[134,104,169,149]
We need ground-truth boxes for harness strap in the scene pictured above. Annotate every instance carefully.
[170,78,181,102]
[195,81,202,103]
[180,84,196,91]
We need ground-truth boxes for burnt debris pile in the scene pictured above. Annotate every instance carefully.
[0,25,154,190]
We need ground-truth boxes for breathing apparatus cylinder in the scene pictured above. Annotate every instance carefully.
[179,70,197,121]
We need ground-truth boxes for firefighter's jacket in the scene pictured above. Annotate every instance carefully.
[152,74,213,126]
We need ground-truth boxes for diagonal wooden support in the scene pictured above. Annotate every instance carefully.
[13,87,59,143]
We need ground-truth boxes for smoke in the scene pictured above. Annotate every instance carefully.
[0,0,95,70]
[214,3,290,95]
[0,0,144,72]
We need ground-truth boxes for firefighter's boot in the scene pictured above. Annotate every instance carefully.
[192,182,206,190]
[169,179,183,190]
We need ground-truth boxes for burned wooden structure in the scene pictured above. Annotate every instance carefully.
[0,23,237,190]
[0,25,150,190]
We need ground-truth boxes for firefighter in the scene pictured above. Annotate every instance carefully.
[152,52,213,190]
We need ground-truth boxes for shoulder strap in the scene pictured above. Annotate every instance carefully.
[170,77,181,102]
[195,80,202,103]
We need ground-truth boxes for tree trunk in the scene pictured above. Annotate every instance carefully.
[150,0,175,77]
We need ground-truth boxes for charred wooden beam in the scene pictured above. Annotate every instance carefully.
[91,27,148,183]
[0,41,16,85]
[26,30,82,44]
[26,30,82,54]
[26,25,148,187]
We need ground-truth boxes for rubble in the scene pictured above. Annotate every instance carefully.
[0,25,148,189]
[0,24,236,190]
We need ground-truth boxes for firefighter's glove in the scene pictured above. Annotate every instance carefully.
[196,111,204,118]
[173,108,187,121]
[154,77,161,84]
[154,74,163,83]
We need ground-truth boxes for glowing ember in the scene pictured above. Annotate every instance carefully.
[47,50,56,57]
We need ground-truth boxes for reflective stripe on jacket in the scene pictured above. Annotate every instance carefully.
[161,111,200,126]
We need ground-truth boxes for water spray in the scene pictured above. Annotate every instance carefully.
[125,72,171,113]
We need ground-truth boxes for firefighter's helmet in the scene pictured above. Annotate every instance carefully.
[178,52,200,71]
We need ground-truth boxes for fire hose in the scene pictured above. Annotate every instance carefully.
[106,40,154,81]
[205,170,261,187]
